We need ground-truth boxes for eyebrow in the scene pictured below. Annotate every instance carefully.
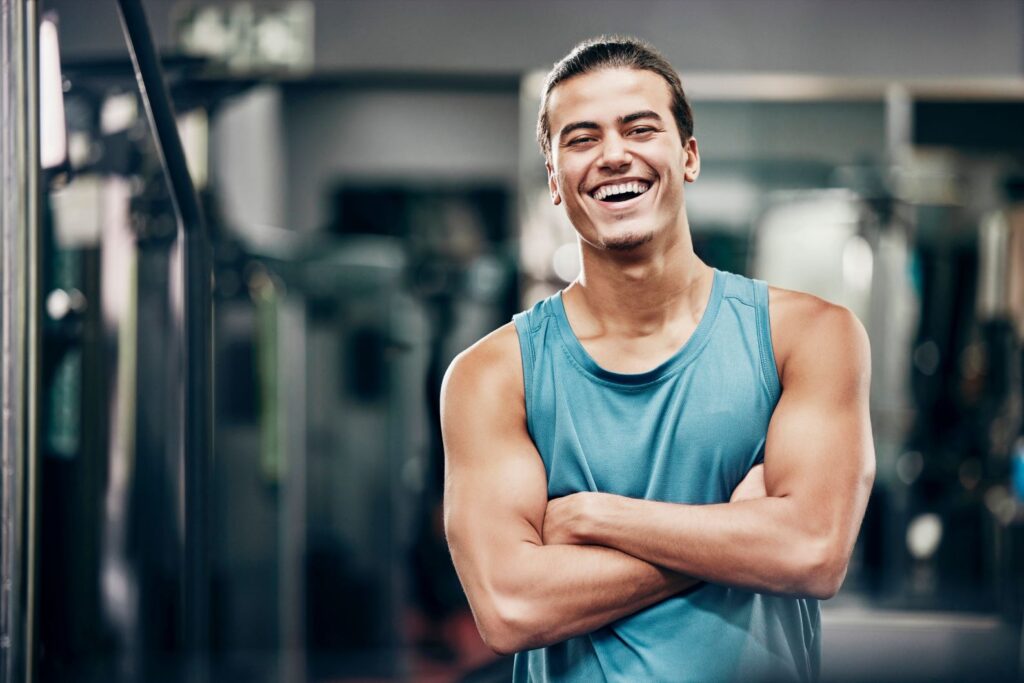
[558,110,664,143]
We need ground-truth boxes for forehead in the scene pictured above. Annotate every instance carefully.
[547,67,673,129]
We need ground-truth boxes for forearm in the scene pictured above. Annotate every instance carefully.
[580,494,835,599]
[461,539,698,654]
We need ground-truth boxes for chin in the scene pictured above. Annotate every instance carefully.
[600,230,654,251]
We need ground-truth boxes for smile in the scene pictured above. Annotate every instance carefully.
[590,180,652,203]
[589,179,651,208]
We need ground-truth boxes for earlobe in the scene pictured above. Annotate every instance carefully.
[546,162,561,205]
[683,137,700,183]
[684,156,700,183]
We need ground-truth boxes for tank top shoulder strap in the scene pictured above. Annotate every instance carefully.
[751,276,782,402]
[512,297,553,439]
[716,270,781,402]
[512,308,536,385]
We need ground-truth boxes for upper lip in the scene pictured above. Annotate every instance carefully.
[586,176,654,196]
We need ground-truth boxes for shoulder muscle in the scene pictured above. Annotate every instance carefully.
[441,321,548,560]
[766,286,869,390]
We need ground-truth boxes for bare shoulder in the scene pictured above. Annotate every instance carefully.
[766,286,870,386]
[440,322,546,523]
[441,322,526,427]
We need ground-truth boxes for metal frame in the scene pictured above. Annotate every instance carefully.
[1,1,40,682]
[114,0,212,672]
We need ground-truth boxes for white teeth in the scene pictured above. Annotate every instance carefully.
[592,181,651,201]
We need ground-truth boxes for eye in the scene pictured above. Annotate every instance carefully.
[567,136,596,146]
[628,126,656,136]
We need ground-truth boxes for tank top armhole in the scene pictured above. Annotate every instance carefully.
[511,312,537,438]
[753,279,782,404]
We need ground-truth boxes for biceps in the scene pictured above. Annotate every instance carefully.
[443,434,550,596]
[445,449,547,547]
[763,390,874,539]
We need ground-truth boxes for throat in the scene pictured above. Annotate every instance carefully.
[567,262,716,352]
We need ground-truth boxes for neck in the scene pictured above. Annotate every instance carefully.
[567,223,712,337]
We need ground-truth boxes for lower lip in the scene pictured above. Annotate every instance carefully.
[589,184,654,211]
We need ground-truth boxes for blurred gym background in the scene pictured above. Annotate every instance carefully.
[2,0,1024,681]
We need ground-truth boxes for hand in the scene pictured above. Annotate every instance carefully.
[542,492,599,545]
[730,464,766,503]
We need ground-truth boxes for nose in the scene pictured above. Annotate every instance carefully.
[597,133,632,171]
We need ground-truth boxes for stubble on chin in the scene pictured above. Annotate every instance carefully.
[601,231,654,251]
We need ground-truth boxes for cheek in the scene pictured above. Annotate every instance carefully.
[556,166,580,197]
[657,159,686,196]
[555,154,594,192]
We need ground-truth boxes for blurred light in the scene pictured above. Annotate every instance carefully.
[842,235,873,292]
[520,187,578,284]
[891,150,960,205]
[686,175,760,230]
[40,16,67,170]
[45,288,85,321]
[176,109,208,189]
[896,450,923,485]
[523,281,557,308]
[174,1,314,71]
[524,71,546,100]
[101,561,135,630]
[552,242,580,283]
[467,255,505,299]
[913,340,940,376]
[100,93,138,135]
[256,11,303,65]
[906,513,942,560]
[178,6,232,59]
[984,486,1018,525]
[46,289,71,320]
[752,190,869,319]
[50,175,104,249]
[977,212,1010,320]
[67,131,92,169]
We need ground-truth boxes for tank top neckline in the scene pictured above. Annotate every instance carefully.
[551,267,725,386]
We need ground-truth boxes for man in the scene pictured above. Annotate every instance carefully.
[441,36,874,682]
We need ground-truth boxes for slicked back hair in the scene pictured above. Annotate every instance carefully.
[537,36,694,161]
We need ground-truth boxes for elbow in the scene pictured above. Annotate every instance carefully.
[477,616,520,657]
[482,631,522,658]
[797,540,847,600]
[802,469,873,600]
[472,590,534,656]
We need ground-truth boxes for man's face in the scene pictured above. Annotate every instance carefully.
[545,67,699,252]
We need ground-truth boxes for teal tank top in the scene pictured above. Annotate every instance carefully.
[510,268,820,683]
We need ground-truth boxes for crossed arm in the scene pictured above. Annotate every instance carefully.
[441,323,697,655]
[541,301,875,598]
[442,298,875,655]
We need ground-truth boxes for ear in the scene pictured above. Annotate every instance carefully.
[546,161,562,205]
[683,136,700,183]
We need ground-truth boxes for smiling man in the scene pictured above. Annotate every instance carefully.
[441,37,875,682]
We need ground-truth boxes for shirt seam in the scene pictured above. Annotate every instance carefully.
[554,324,718,391]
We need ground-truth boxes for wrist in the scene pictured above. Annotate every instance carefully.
[579,492,618,545]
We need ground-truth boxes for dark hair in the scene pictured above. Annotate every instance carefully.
[536,36,694,160]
